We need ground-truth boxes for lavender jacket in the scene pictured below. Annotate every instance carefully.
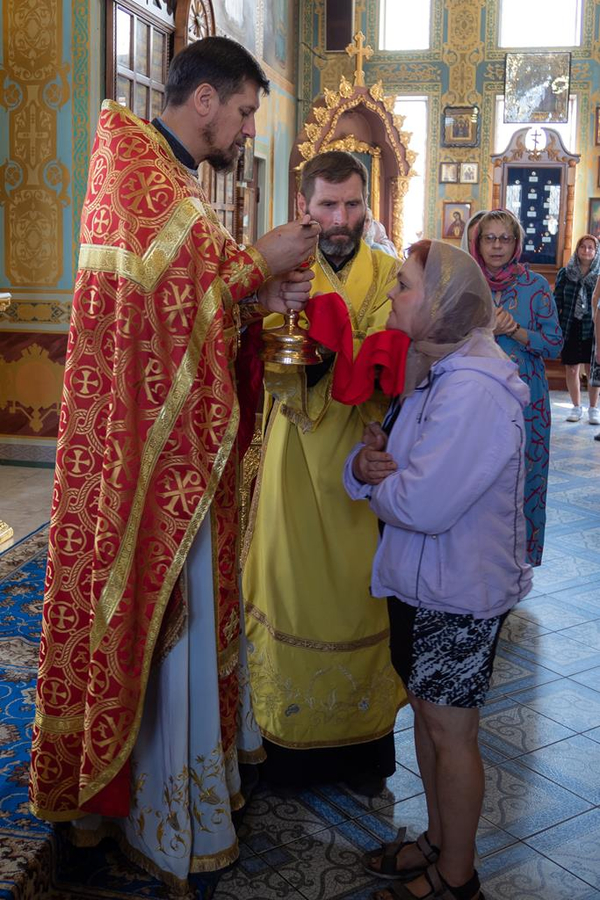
[344,334,533,618]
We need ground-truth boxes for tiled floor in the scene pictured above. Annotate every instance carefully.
[214,393,600,900]
[3,392,600,899]
[0,464,54,548]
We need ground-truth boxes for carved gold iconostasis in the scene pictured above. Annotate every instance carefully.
[299,0,598,257]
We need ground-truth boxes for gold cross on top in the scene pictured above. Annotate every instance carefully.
[345,31,373,87]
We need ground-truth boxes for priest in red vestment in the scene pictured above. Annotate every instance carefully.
[29,36,318,892]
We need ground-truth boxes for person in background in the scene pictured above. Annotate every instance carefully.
[471,209,562,567]
[461,210,488,254]
[243,151,406,797]
[345,239,531,900]
[364,207,400,258]
[553,234,600,424]
[29,36,319,892]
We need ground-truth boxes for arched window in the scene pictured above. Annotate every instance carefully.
[107,0,175,120]
[379,0,431,51]
[498,0,582,48]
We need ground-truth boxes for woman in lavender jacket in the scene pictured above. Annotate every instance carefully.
[344,240,532,900]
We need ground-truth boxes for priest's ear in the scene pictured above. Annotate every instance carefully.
[191,83,219,122]
[296,191,308,218]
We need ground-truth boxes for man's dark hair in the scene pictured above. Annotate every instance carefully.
[299,151,368,204]
[164,36,270,107]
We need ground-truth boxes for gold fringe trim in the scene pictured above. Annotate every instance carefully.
[189,839,240,874]
[68,819,237,891]
[245,602,391,652]
[238,744,267,764]
[229,790,245,813]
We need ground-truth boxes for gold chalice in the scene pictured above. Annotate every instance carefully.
[260,257,322,366]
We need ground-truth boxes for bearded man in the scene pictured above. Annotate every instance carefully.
[242,151,406,795]
[29,36,319,892]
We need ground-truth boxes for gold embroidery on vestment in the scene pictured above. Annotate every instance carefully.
[245,601,390,651]
[78,198,208,293]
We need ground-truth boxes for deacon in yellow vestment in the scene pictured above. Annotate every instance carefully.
[243,152,406,790]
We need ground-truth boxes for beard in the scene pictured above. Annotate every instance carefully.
[202,123,242,173]
[319,216,366,259]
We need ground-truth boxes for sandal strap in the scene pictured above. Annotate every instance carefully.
[416,832,440,864]
[424,865,482,900]
[378,826,408,875]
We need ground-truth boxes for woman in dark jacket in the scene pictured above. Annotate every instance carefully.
[554,234,600,424]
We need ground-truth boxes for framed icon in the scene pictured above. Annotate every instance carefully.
[588,198,600,240]
[442,201,471,241]
[439,162,459,183]
[504,51,571,124]
[595,107,600,146]
[459,162,479,184]
[441,106,479,148]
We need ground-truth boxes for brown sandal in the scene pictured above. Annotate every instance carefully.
[362,827,440,881]
[371,865,486,900]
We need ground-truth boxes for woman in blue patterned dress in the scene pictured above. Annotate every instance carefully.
[471,209,563,566]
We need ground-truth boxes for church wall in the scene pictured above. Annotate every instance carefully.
[0,0,103,465]
[299,0,600,246]
[0,0,299,464]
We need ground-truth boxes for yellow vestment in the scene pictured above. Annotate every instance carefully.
[243,241,406,751]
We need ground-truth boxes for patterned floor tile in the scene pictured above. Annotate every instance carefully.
[511,590,600,631]
[500,614,551,644]
[479,841,600,899]
[394,704,414,732]
[487,648,560,700]
[509,678,600,731]
[212,863,304,899]
[558,619,600,651]
[583,726,600,743]
[525,808,600,891]
[479,697,575,758]
[570,666,600,693]
[516,734,600,803]
[237,785,345,852]
[501,631,600,676]
[258,820,384,900]
[557,526,600,554]
[482,759,592,839]
[315,766,423,820]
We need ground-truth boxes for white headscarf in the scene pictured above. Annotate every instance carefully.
[401,239,505,397]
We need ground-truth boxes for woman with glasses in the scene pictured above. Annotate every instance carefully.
[471,209,563,567]
[553,234,600,424]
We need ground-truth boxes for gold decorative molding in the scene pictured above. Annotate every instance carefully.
[0,521,14,546]
[0,0,70,287]
[345,31,373,88]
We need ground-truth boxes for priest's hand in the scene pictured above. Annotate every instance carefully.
[258,268,314,314]
[254,215,320,275]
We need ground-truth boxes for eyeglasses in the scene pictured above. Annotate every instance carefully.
[481,234,516,245]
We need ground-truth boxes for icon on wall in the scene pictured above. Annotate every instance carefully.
[442,202,472,240]
[504,52,571,124]
[441,107,479,148]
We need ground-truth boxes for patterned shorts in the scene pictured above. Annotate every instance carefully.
[387,599,507,708]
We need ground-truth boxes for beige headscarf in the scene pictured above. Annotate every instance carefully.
[401,239,505,398]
